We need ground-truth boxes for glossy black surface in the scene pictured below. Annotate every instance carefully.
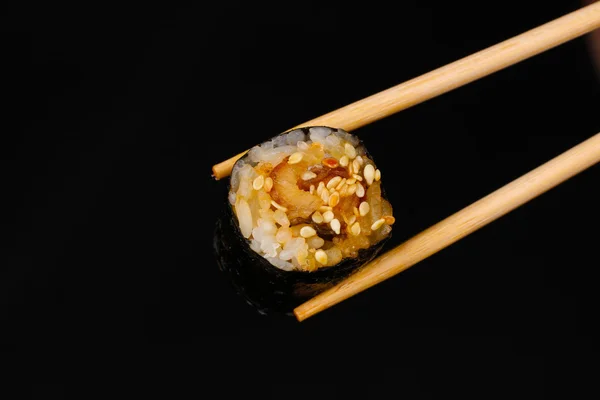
[3,1,598,397]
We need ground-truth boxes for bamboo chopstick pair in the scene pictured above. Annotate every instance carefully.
[212,2,600,321]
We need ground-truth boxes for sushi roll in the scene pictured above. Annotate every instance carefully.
[214,126,395,315]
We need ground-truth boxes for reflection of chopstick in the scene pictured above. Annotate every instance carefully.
[211,2,600,180]
[294,132,600,321]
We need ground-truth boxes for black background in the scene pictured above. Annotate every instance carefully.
[2,0,599,397]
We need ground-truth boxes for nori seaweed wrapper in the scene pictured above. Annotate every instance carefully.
[213,127,392,316]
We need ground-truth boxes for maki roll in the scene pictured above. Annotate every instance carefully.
[214,126,395,315]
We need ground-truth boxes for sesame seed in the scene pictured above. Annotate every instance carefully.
[301,171,317,181]
[339,156,349,167]
[364,164,375,185]
[342,213,351,224]
[346,178,356,185]
[352,174,363,181]
[330,218,341,234]
[252,175,264,190]
[264,177,273,192]
[300,226,317,238]
[375,169,381,181]
[355,156,364,166]
[335,178,347,191]
[348,215,356,225]
[309,184,315,194]
[288,152,304,164]
[311,211,324,224]
[344,143,357,159]
[322,157,339,168]
[353,207,360,217]
[319,206,332,213]
[347,161,353,175]
[327,176,342,190]
[339,185,349,197]
[359,201,370,216]
[383,215,396,225]
[371,218,385,230]
[352,159,361,173]
[316,181,325,196]
[356,182,365,198]
[350,222,361,236]
[328,191,340,207]
[321,188,330,204]
[323,211,334,223]
[271,200,288,212]
[315,249,328,265]
[347,184,357,196]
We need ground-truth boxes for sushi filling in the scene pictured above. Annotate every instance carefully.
[229,127,394,272]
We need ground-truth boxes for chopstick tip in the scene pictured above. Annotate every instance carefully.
[293,308,304,322]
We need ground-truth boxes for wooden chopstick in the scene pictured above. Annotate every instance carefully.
[293,132,600,321]
[211,2,600,180]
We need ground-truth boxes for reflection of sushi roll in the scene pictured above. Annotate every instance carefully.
[214,126,394,315]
